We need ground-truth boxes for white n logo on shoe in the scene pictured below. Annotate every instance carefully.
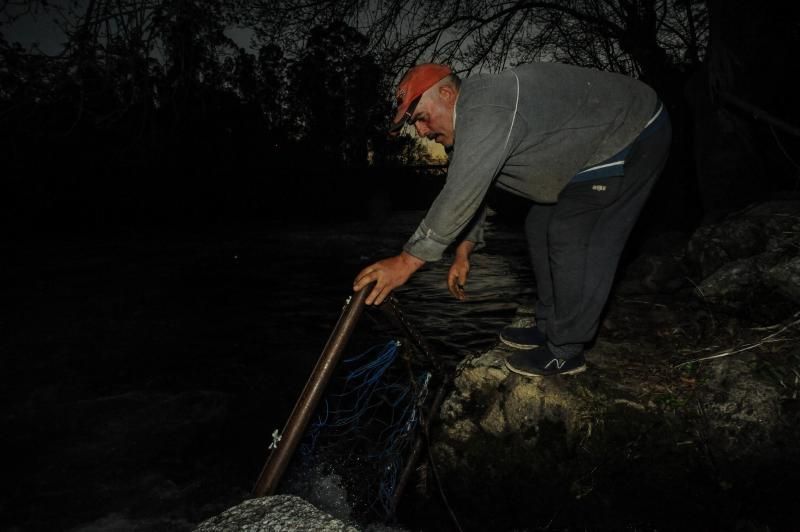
[545,358,566,369]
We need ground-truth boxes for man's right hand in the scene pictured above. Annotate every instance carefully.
[353,252,425,305]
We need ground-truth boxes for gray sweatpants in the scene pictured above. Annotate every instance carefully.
[524,112,672,357]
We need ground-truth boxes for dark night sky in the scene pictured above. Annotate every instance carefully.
[3,10,66,54]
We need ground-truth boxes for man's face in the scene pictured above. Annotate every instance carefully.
[409,85,456,148]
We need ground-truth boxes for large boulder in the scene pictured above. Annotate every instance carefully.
[616,201,800,311]
[685,201,800,313]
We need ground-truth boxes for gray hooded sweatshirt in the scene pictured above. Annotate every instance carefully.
[403,62,658,262]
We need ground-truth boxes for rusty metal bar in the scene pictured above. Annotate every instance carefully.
[252,282,375,497]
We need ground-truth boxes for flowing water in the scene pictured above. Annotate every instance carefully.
[2,210,536,531]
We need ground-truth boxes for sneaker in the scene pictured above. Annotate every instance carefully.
[499,324,546,349]
[505,346,586,377]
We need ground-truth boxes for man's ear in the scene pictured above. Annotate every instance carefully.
[438,84,457,104]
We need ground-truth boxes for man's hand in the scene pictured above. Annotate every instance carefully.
[447,240,475,300]
[354,251,425,305]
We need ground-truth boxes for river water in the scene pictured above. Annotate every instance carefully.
[3,210,537,530]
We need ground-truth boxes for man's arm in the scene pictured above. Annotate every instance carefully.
[403,101,518,262]
[461,203,488,252]
[354,78,518,304]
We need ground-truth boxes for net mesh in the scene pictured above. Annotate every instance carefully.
[286,307,438,524]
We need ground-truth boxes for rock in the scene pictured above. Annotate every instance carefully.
[617,252,688,294]
[616,231,690,295]
[194,495,360,532]
[764,255,800,303]
[193,492,409,532]
[697,256,762,307]
[684,200,800,313]
[428,320,789,529]
[698,356,782,459]
[283,464,352,523]
[503,304,536,327]
[687,217,767,278]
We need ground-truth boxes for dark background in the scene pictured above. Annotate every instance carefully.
[2,1,799,238]
[2,1,800,530]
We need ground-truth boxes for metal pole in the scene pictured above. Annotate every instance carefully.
[252,282,374,497]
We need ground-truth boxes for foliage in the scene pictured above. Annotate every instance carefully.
[288,21,385,166]
[2,0,798,229]
[0,2,438,230]
[0,0,427,164]
[245,0,709,79]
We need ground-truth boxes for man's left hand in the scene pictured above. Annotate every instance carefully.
[353,252,425,305]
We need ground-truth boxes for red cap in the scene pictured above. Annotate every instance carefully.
[389,63,452,134]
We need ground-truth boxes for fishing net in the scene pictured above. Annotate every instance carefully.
[283,300,441,524]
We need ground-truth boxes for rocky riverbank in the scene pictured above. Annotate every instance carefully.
[196,201,800,531]
[420,200,800,530]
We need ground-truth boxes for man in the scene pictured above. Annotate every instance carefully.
[353,62,671,377]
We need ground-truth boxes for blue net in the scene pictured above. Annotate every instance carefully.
[295,336,434,521]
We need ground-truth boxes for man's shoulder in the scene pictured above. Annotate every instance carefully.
[460,69,518,109]
[512,61,652,91]
[461,62,596,94]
